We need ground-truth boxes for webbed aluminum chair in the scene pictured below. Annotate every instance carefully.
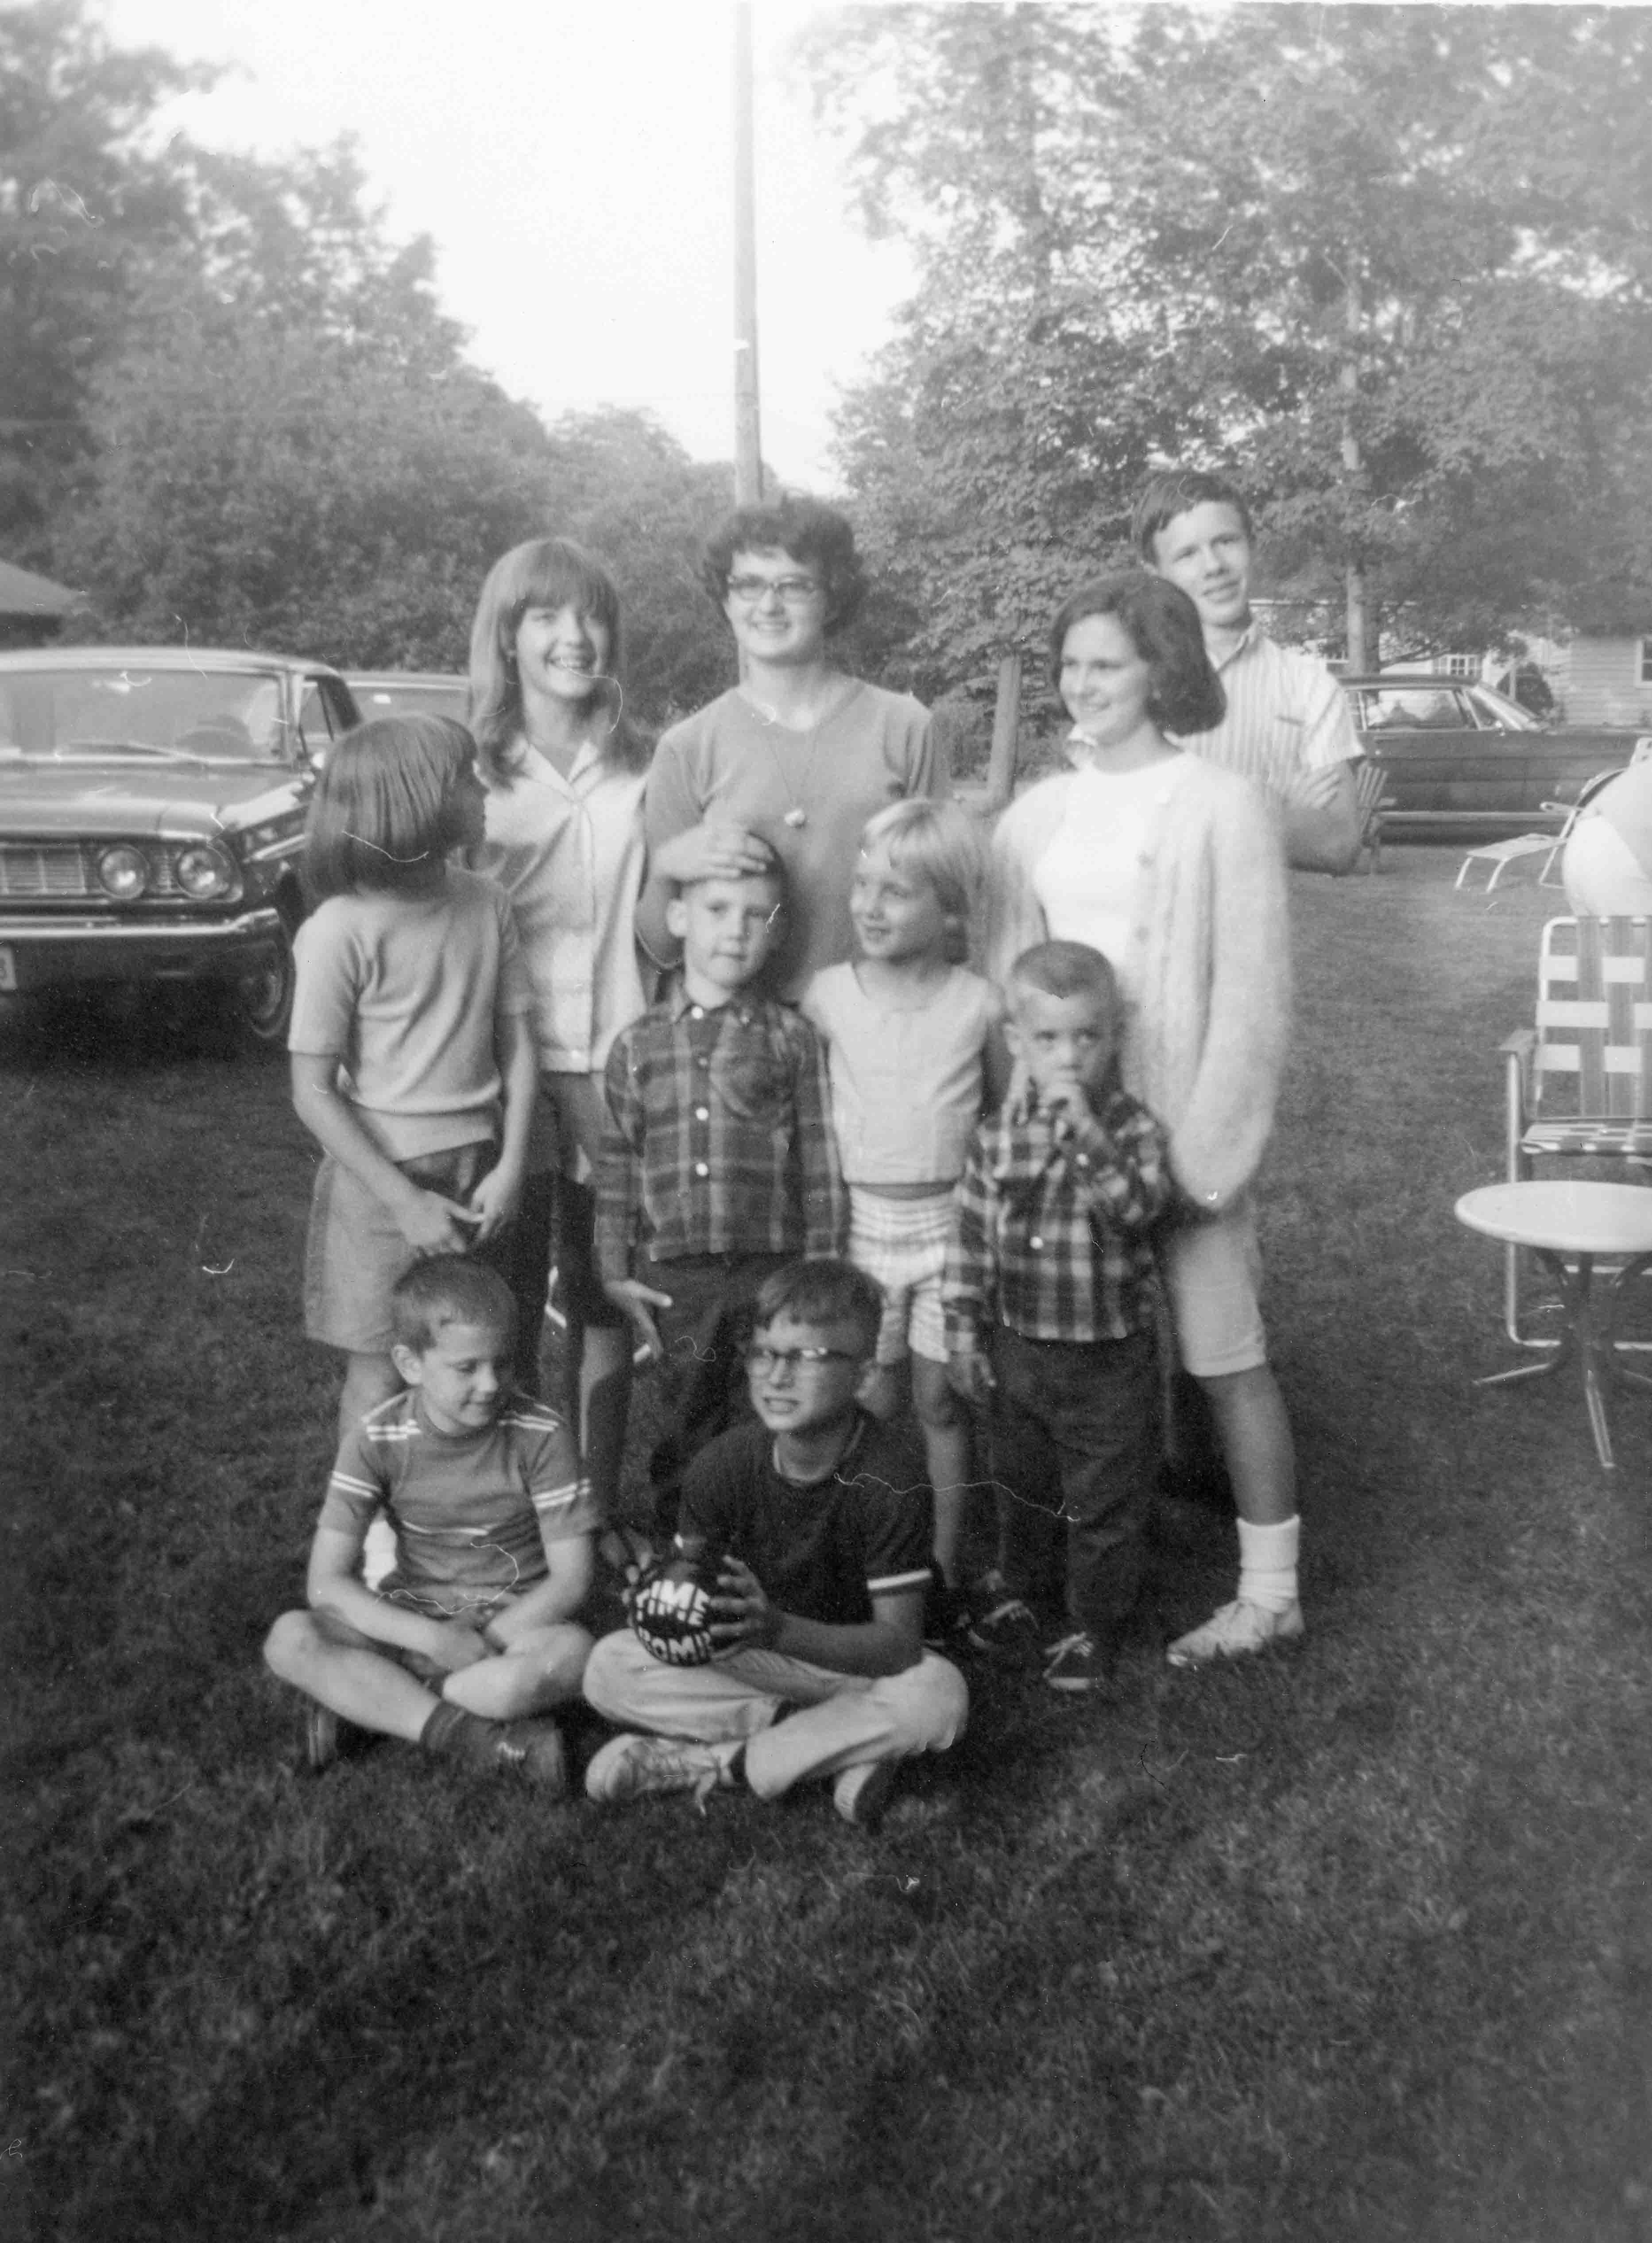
[1501,915,1652,1347]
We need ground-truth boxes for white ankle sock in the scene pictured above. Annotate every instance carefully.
[1236,1516,1300,1614]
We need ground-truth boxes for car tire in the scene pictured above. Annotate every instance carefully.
[232,929,296,1050]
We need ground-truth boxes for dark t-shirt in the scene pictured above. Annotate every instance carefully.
[679,1410,933,1627]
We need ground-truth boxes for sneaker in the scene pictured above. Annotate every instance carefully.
[833,1759,899,1828]
[584,1732,729,1811]
[973,1594,1043,1655]
[484,1719,568,1792]
[1042,1631,1114,1693]
[303,1704,340,1774]
[1166,1598,1305,1669]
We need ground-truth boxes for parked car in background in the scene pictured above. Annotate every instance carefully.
[1342,675,1652,837]
[346,671,470,724]
[0,647,360,1044]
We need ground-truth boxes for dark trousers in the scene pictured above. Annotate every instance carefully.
[645,1250,791,1537]
[988,1325,1161,1653]
[502,1169,628,1398]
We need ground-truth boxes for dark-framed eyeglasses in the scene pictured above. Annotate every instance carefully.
[726,573,822,606]
[743,1344,860,1375]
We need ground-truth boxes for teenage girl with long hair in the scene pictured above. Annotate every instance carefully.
[468,537,651,1513]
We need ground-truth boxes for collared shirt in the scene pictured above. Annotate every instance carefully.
[943,1081,1171,1348]
[596,984,847,1278]
[1174,624,1362,805]
[476,737,648,1075]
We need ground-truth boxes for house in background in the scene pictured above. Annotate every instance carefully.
[0,558,82,648]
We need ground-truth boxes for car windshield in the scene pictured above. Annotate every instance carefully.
[1470,682,1540,732]
[0,667,286,760]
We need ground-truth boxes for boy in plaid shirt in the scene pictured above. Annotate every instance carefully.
[598,844,847,1532]
[944,941,1170,1691]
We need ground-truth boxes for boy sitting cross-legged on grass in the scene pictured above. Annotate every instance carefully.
[944,941,1171,1693]
[596,841,847,1536]
[264,1256,598,1790]
[582,1259,969,1827]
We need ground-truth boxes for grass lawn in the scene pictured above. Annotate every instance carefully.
[6,848,1652,2243]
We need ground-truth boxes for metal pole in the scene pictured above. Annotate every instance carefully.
[732,2,763,504]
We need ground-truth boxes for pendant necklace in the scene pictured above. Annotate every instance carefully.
[744,681,847,829]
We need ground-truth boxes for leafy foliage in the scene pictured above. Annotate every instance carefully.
[806,3,1652,687]
[4,4,750,715]
[0,0,207,557]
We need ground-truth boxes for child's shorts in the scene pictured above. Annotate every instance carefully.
[847,1185,956,1367]
[310,1584,511,1685]
[1160,1197,1268,1378]
[303,1137,503,1355]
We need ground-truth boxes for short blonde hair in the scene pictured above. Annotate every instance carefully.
[858,798,985,961]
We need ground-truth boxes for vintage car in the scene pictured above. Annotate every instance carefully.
[346,671,470,724]
[0,646,360,1043]
[1342,675,1652,837]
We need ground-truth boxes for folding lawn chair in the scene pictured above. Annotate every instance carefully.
[1500,915,1652,1347]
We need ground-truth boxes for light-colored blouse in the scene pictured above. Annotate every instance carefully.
[803,962,1000,1185]
[476,736,648,1077]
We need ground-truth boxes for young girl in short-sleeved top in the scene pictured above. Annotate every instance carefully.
[804,798,1005,1644]
[289,715,538,1445]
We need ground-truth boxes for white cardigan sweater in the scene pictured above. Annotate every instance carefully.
[984,755,1291,1212]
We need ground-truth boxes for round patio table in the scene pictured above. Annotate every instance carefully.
[1455,1180,1652,1470]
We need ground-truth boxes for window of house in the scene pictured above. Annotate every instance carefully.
[1640,637,1652,686]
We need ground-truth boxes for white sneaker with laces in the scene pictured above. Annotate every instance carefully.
[1166,1598,1304,1668]
[584,1733,729,1811]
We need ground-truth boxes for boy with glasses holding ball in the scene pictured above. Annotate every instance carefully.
[582,1259,968,1828]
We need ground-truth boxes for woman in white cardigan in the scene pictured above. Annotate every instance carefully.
[985,574,1298,1667]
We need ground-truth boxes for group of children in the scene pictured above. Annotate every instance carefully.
[263,591,1274,1829]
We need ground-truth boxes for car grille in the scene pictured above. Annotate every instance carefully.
[0,843,182,901]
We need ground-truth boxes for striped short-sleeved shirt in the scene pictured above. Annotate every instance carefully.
[319,1389,596,1614]
[1174,626,1362,805]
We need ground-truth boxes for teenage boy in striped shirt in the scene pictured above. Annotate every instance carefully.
[1134,468,1365,875]
[597,842,847,1533]
[943,941,1171,1693]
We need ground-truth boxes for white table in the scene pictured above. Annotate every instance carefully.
[1456,1180,1652,1468]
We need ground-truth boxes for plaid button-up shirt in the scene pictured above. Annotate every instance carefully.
[943,1081,1170,1348]
[596,984,847,1280]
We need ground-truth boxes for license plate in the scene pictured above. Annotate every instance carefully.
[0,946,13,993]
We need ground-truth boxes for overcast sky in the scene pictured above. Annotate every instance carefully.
[102,0,913,490]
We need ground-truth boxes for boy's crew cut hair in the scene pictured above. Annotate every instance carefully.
[701,496,867,634]
[1048,575,1226,738]
[860,797,985,956]
[670,831,787,903]
[753,1257,884,1357]
[1010,939,1122,1022]
[302,715,479,903]
[391,1255,518,1355]
[467,535,646,785]
[1130,467,1254,562]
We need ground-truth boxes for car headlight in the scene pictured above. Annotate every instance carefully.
[173,841,239,900]
[97,844,151,900]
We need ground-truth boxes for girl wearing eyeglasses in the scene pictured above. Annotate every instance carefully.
[636,496,947,999]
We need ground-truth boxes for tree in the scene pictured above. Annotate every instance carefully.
[0,0,208,556]
[64,307,557,669]
[542,407,737,724]
[805,4,1652,689]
